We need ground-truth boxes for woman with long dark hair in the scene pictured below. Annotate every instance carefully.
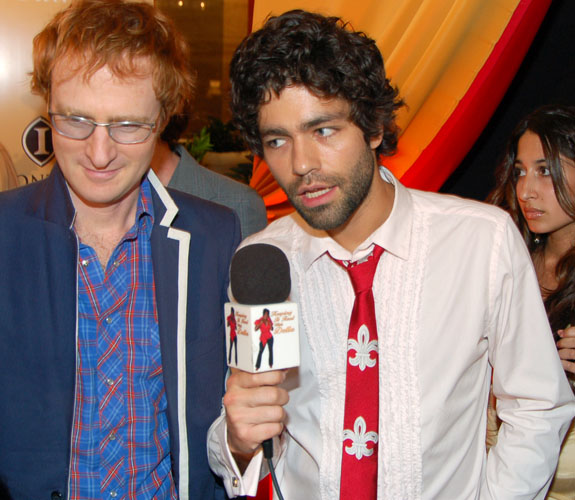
[488,104,575,498]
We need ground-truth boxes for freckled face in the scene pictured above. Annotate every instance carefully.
[50,59,161,212]
[258,85,381,231]
[515,130,575,238]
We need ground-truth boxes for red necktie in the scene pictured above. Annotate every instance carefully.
[332,245,383,500]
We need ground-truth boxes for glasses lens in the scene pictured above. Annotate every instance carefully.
[109,124,153,144]
[51,115,94,140]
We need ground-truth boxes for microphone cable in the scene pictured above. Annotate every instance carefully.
[262,439,285,500]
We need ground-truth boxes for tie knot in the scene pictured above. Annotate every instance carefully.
[345,246,383,295]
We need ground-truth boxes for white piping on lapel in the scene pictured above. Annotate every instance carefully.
[147,170,191,500]
[148,169,178,227]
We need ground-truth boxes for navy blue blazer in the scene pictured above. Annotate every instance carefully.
[0,165,240,499]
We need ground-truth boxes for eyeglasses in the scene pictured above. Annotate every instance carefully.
[49,112,158,145]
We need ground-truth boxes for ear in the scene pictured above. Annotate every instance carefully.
[369,132,384,151]
[155,113,168,136]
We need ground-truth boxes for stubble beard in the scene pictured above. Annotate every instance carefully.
[284,145,376,231]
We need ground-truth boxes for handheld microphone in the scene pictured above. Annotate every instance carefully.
[225,243,299,499]
[225,243,299,374]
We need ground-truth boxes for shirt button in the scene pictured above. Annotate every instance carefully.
[106,378,114,386]
[81,259,89,267]
[109,433,116,441]
[106,317,112,324]
[232,477,239,487]
[110,491,118,498]
[51,492,63,500]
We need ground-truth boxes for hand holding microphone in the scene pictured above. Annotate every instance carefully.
[223,244,299,463]
[224,368,289,458]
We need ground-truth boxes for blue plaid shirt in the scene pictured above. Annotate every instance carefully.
[70,179,177,499]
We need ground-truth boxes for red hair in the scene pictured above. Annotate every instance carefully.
[31,0,195,123]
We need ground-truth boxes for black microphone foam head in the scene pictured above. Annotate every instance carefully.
[230,243,291,305]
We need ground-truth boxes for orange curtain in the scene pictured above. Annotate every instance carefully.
[249,0,551,222]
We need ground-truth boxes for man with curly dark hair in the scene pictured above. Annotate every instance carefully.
[208,10,575,500]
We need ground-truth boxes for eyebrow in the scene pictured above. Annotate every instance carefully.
[260,111,350,137]
[52,107,154,123]
[514,158,548,165]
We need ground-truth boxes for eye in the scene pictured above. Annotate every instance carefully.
[539,166,551,176]
[65,116,91,129]
[114,123,145,135]
[513,166,525,178]
[265,137,287,149]
[316,127,335,138]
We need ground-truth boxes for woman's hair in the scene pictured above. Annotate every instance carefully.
[229,9,404,157]
[487,104,575,329]
[31,0,195,124]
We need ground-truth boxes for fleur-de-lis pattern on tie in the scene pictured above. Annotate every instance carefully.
[343,416,378,460]
[331,245,384,500]
[348,325,378,371]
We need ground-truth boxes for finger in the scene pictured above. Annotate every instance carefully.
[227,402,286,428]
[556,337,575,349]
[558,326,575,337]
[224,384,289,410]
[226,403,286,456]
[228,421,285,456]
[557,347,575,363]
[227,368,287,390]
[560,359,575,375]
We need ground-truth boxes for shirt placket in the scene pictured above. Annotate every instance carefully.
[97,251,128,499]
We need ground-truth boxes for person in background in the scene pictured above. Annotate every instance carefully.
[0,142,18,191]
[0,1,239,498]
[207,10,575,499]
[488,104,575,499]
[152,113,267,238]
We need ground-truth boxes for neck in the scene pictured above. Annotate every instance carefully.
[70,186,141,269]
[534,229,575,296]
[328,169,395,252]
[545,226,575,263]
[151,140,180,185]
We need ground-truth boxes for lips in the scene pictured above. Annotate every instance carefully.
[522,207,544,220]
[303,187,331,199]
[83,165,120,181]
[296,185,336,208]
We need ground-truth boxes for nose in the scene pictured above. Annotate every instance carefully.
[291,137,319,177]
[85,125,117,168]
[517,172,538,202]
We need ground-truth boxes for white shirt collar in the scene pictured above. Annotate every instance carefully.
[300,166,412,269]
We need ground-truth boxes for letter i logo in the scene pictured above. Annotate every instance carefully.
[22,116,54,167]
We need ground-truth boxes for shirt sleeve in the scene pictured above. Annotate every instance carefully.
[482,217,575,499]
[207,411,265,498]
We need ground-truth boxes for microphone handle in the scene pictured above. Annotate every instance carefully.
[262,438,274,459]
[262,437,284,500]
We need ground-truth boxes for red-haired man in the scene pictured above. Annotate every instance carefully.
[0,1,239,498]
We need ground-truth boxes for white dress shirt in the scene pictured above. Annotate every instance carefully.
[208,167,575,499]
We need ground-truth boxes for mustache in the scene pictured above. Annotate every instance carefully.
[289,173,343,190]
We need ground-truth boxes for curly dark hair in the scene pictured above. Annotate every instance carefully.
[229,9,404,157]
[487,104,575,331]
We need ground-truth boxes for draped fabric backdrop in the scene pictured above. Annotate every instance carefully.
[247,0,551,222]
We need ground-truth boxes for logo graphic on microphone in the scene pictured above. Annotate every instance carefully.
[224,301,298,372]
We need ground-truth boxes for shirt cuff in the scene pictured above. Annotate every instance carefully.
[207,414,264,497]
